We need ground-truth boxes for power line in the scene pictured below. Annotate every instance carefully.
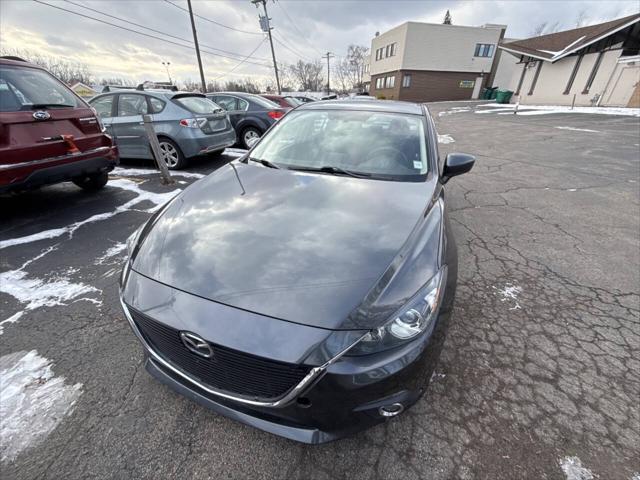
[163,0,263,35]
[213,37,268,81]
[272,33,315,63]
[32,0,271,67]
[274,0,324,56]
[63,0,269,62]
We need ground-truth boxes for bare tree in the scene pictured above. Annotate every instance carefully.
[333,45,370,93]
[443,10,452,25]
[530,20,562,37]
[575,10,588,28]
[0,47,93,85]
[530,21,548,36]
[289,60,324,91]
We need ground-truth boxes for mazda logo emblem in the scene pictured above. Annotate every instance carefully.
[180,331,213,359]
[32,110,51,121]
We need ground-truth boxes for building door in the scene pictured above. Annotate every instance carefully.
[471,76,484,99]
[604,65,640,107]
[627,75,640,108]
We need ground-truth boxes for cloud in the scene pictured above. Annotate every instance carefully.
[1,0,637,85]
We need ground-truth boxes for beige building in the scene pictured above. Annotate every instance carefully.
[500,14,640,107]
[369,22,508,101]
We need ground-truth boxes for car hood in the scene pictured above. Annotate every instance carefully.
[132,162,436,330]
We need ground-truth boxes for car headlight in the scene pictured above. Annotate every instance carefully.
[346,267,447,356]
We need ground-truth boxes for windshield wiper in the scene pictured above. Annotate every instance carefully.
[24,103,75,110]
[248,156,280,169]
[288,165,371,178]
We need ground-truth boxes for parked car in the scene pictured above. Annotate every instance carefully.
[89,89,235,169]
[120,99,475,443]
[260,94,300,109]
[206,92,287,149]
[290,95,316,104]
[0,56,118,193]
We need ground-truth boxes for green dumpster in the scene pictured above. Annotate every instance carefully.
[490,88,499,100]
[480,88,490,99]
[495,90,514,104]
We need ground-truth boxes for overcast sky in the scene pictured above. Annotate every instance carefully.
[1,0,638,85]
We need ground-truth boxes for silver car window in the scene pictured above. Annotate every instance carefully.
[118,94,148,117]
[149,97,165,114]
[91,95,114,118]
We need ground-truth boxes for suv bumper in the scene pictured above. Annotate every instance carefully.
[0,145,119,193]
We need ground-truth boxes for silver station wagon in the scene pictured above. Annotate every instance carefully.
[89,89,236,169]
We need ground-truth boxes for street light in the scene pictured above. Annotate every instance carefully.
[162,61,173,85]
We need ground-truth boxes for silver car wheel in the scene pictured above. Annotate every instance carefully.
[159,141,179,168]
[244,129,260,145]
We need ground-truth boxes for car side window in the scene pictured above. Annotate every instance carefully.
[91,95,114,118]
[237,98,249,111]
[214,95,237,111]
[118,94,148,117]
[148,97,165,114]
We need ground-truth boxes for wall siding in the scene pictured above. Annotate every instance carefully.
[370,70,487,102]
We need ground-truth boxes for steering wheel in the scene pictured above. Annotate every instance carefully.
[364,146,413,172]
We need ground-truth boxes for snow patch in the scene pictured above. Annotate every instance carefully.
[477,103,640,117]
[559,456,594,480]
[630,473,640,480]
[438,134,455,144]
[0,179,180,250]
[0,312,24,335]
[494,284,522,310]
[224,148,248,157]
[95,242,127,265]
[438,107,470,116]
[111,167,204,179]
[568,188,577,192]
[555,126,599,133]
[430,372,446,382]
[0,269,101,314]
[0,350,82,462]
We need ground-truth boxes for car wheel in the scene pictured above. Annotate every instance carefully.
[72,171,109,191]
[158,138,187,170]
[241,127,261,149]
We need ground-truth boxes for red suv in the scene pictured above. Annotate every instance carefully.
[0,57,118,193]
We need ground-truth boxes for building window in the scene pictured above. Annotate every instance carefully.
[385,45,390,57]
[528,61,543,95]
[474,44,495,57]
[582,51,604,94]
[402,74,411,88]
[375,77,383,89]
[390,43,396,56]
[563,54,583,94]
[385,75,395,88]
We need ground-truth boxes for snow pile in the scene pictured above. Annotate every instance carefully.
[477,103,640,117]
[559,456,594,480]
[0,179,180,250]
[438,107,471,117]
[438,134,455,144]
[0,350,82,462]
[111,167,204,179]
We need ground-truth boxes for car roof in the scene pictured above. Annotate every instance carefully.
[212,91,258,99]
[297,99,424,115]
[0,56,44,69]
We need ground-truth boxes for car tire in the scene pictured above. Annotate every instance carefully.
[72,171,109,191]
[158,137,187,170]
[240,127,262,149]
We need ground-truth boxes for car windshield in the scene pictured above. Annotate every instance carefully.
[174,96,222,114]
[0,65,81,112]
[249,109,429,180]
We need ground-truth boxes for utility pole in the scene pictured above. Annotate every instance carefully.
[323,52,335,95]
[252,0,280,94]
[162,61,172,85]
[187,0,207,93]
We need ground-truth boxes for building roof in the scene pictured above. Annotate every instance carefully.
[500,13,640,62]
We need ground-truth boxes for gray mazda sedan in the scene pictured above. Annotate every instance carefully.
[120,99,475,443]
[90,89,236,169]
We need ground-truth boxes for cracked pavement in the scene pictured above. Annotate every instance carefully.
[1,103,639,479]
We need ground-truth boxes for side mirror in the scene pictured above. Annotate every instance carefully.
[246,136,260,148]
[441,153,475,184]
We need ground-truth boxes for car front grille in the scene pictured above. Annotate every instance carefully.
[128,307,312,400]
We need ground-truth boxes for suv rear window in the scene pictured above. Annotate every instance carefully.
[0,65,81,112]
[174,96,221,114]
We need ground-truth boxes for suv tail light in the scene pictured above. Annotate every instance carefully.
[267,110,283,120]
[179,118,208,129]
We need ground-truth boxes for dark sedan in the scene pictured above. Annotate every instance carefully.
[206,92,287,149]
[120,100,474,443]
[260,94,300,109]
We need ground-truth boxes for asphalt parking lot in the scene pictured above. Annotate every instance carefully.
[1,102,639,480]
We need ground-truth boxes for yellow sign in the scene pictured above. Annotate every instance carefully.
[459,80,475,88]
